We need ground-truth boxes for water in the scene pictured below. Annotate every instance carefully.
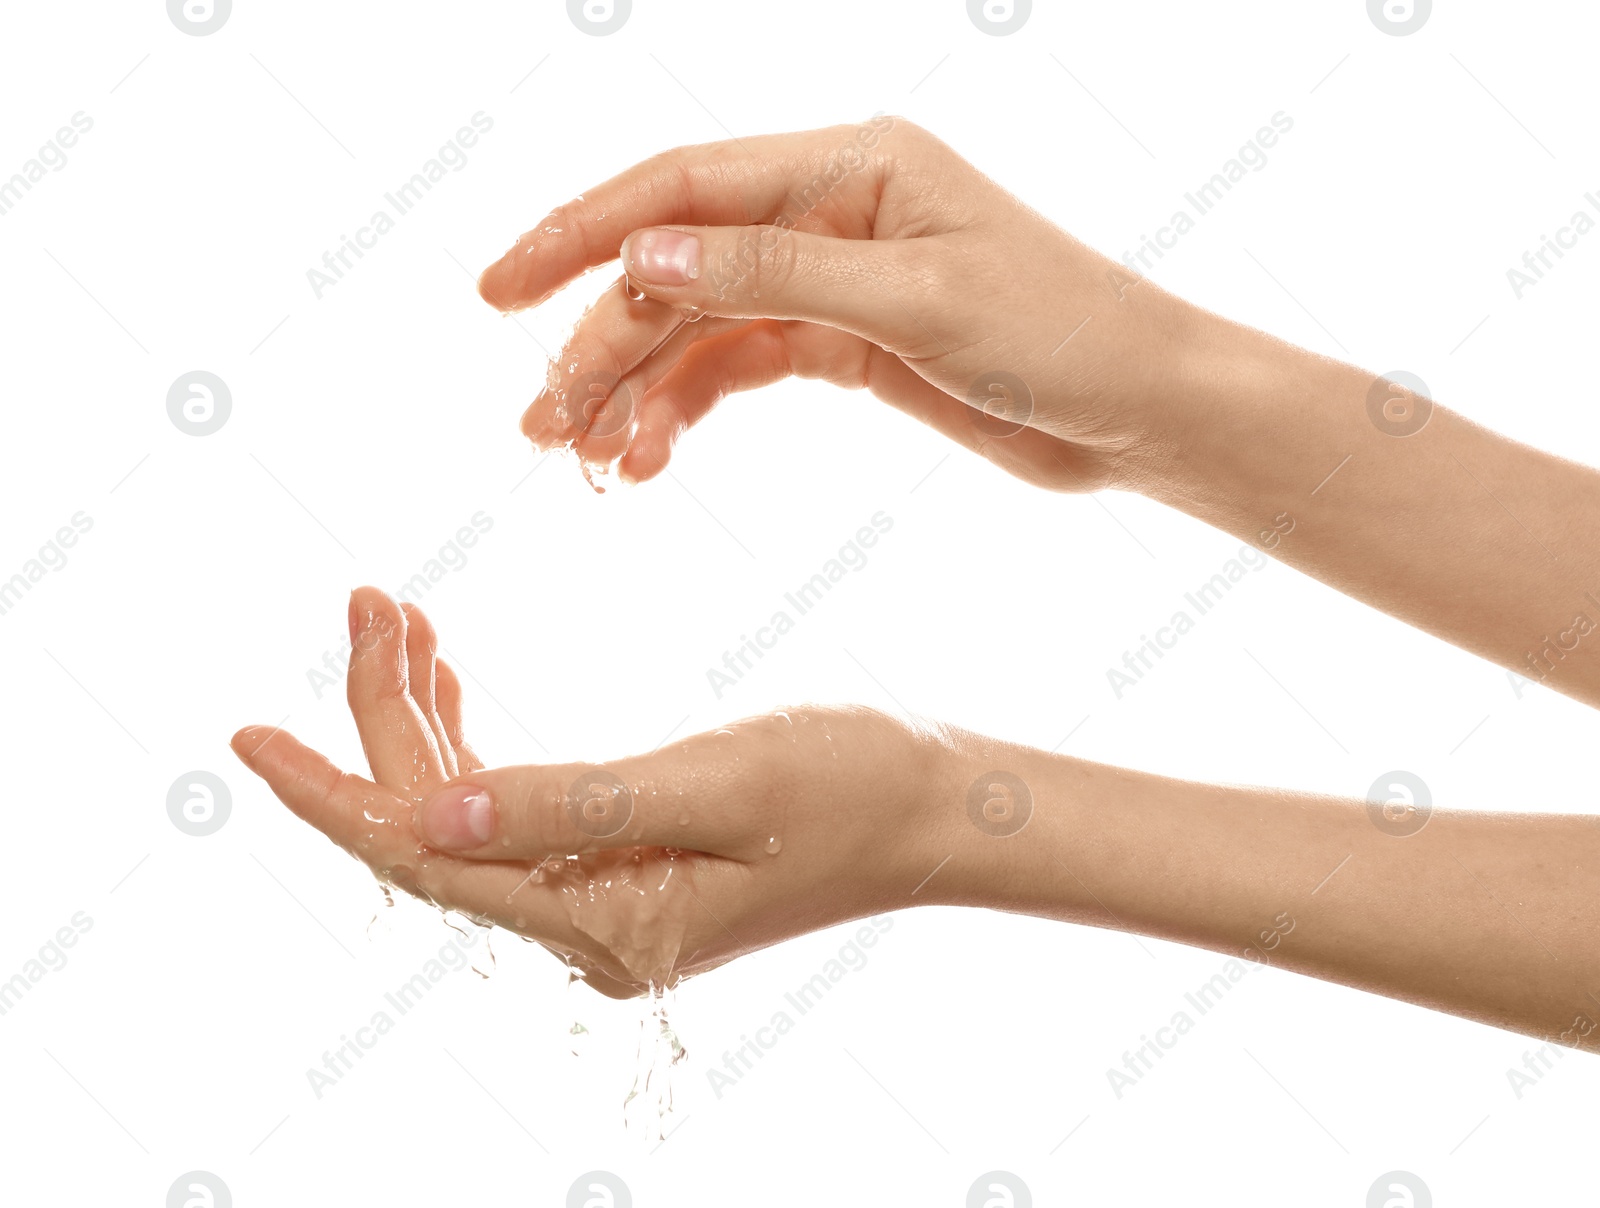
[547,849,694,986]
[532,289,715,492]
[579,458,609,495]
[366,883,395,939]
[348,757,702,1138]
[471,931,496,980]
[622,982,688,1139]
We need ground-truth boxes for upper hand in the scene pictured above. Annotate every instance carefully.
[476,120,1202,494]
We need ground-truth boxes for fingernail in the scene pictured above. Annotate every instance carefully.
[419,785,496,849]
[624,229,701,285]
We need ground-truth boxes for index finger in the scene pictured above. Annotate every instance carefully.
[475,122,896,313]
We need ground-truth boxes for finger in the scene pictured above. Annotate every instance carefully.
[477,122,898,312]
[412,716,799,859]
[346,586,449,799]
[618,224,929,354]
[234,725,731,995]
[570,312,746,471]
[616,319,795,485]
[520,276,689,452]
[230,724,406,861]
[619,319,1074,489]
[434,659,484,773]
[231,725,572,934]
[400,603,458,780]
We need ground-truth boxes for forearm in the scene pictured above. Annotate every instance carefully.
[1141,316,1600,707]
[927,731,1600,1049]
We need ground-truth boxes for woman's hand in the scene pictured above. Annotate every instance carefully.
[476,119,1202,493]
[230,587,950,997]
[231,590,1600,1043]
[477,119,1600,707]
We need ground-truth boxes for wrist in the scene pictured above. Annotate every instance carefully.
[911,725,1100,918]
[1137,312,1351,522]
[1075,285,1259,501]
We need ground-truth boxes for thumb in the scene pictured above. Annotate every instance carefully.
[620,224,924,350]
[412,749,767,861]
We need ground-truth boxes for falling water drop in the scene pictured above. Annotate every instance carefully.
[471,932,497,980]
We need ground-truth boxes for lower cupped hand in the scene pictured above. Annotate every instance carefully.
[231,587,952,997]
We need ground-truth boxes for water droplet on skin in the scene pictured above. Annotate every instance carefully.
[682,305,705,322]
[624,276,646,302]
[765,835,783,855]
[677,812,690,826]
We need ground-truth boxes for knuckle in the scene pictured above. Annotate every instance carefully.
[745,721,801,813]
[878,115,931,156]
[752,225,800,297]
[508,779,566,850]
[644,146,700,214]
[555,766,634,845]
[883,114,923,140]
[331,769,366,806]
[545,197,593,263]
[715,712,799,816]
[584,328,627,378]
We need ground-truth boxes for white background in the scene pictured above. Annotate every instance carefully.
[2,0,1597,1204]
